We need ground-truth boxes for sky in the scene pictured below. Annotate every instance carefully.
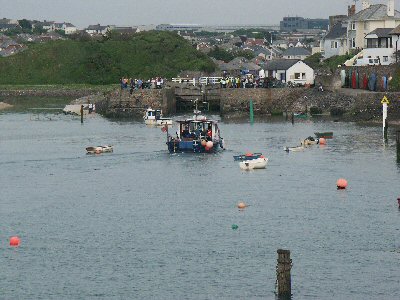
[0,0,398,28]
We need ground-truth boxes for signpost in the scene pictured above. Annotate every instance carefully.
[381,96,390,139]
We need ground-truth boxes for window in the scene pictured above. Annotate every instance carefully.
[295,73,301,79]
[302,73,306,78]
[351,38,356,48]
[383,56,389,62]
[351,22,356,30]
[331,41,338,48]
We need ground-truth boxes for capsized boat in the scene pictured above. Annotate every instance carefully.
[165,108,225,153]
[233,152,263,161]
[239,156,268,170]
[143,108,172,126]
[86,145,113,154]
[315,132,333,139]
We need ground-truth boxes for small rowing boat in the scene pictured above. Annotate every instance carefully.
[86,145,113,154]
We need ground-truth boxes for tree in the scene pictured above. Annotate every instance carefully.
[18,19,32,30]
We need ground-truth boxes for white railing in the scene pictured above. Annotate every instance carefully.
[171,77,223,86]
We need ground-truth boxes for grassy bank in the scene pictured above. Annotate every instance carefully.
[0,31,215,85]
[0,84,117,92]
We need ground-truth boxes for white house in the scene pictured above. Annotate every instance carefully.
[347,1,400,51]
[263,59,314,85]
[85,24,110,35]
[54,22,78,35]
[322,22,348,58]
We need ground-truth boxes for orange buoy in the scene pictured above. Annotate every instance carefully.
[206,141,213,148]
[237,202,247,209]
[337,178,348,189]
[245,152,253,156]
[319,138,327,145]
[205,146,210,151]
[10,236,20,247]
[201,140,207,146]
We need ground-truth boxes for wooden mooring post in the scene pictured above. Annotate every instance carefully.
[384,119,388,141]
[276,249,292,299]
[80,105,84,124]
[396,131,400,163]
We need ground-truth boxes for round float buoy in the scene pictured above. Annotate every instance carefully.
[201,140,207,147]
[206,141,213,148]
[337,178,348,189]
[237,202,247,209]
[231,224,239,230]
[319,138,327,145]
[10,236,20,247]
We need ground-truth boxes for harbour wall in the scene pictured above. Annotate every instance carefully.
[96,86,400,121]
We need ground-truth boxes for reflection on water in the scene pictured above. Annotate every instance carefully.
[0,111,399,299]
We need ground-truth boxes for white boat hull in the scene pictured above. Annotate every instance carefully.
[86,145,113,154]
[145,119,173,126]
[284,146,304,152]
[239,158,268,170]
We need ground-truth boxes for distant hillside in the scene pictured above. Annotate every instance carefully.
[0,31,216,85]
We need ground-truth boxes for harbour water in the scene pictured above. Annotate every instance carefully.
[0,107,399,299]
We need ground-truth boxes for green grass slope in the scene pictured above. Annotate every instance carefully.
[0,31,216,85]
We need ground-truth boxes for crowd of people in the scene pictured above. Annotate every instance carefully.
[119,77,165,93]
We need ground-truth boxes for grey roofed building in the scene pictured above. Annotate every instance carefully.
[87,24,108,31]
[366,27,394,38]
[250,45,272,56]
[282,47,311,56]
[324,22,347,40]
[262,59,299,71]
[348,4,400,21]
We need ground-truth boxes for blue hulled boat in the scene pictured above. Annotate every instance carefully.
[165,109,225,153]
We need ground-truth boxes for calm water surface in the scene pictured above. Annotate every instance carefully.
[0,109,399,299]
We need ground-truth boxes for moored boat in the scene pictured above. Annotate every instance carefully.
[143,108,172,126]
[303,136,319,146]
[239,157,268,170]
[284,145,305,152]
[233,152,263,161]
[165,108,224,153]
[315,132,333,139]
[86,145,113,154]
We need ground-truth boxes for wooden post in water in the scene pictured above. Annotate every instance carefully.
[291,112,294,125]
[249,100,254,124]
[396,131,400,163]
[276,249,292,299]
[384,119,388,141]
[80,105,84,124]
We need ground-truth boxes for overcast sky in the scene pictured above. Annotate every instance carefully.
[0,0,398,28]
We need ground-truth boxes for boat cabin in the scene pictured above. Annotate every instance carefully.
[177,120,219,142]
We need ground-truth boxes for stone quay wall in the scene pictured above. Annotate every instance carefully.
[98,86,400,121]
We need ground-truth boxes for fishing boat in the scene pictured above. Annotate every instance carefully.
[239,156,268,170]
[165,106,224,153]
[233,152,263,161]
[143,108,173,126]
[86,145,113,154]
[315,132,333,139]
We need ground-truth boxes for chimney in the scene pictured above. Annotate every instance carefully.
[362,1,371,10]
[388,0,395,17]
[348,5,356,16]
